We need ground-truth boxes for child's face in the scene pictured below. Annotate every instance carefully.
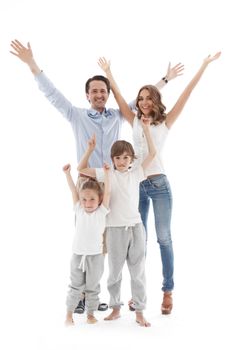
[113,151,132,172]
[79,189,100,213]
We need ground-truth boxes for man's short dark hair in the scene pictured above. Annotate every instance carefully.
[85,75,111,94]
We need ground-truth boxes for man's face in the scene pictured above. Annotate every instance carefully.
[86,80,109,112]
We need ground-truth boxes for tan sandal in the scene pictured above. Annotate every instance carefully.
[161,292,173,315]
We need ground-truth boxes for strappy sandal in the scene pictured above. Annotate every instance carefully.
[74,299,85,314]
[98,303,108,311]
[161,292,173,315]
[128,299,136,311]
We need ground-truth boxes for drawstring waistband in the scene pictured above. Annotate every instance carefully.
[79,255,86,272]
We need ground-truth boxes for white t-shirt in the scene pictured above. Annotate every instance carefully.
[96,166,145,227]
[133,117,168,176]
[72,203,109,255]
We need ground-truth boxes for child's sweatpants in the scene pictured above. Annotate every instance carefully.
[66,253,104,314]
[106,223,147,311]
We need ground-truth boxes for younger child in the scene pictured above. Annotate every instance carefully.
[63,136,110,325]
[79,119,156,327]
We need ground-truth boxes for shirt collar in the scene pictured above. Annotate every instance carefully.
[88,108,112,118]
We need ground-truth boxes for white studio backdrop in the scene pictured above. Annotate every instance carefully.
[0,0,232,349]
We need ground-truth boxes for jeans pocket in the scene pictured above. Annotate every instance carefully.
[150,175,167,189]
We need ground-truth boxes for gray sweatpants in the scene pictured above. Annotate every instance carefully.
[66,253,104,314]
[106,223,147,311]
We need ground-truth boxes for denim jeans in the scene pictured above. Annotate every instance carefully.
[139,174,174,292]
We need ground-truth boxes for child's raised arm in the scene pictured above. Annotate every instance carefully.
[63,164,79,205]
[77,134,96,172]
[141,117,157,171]
[102,163,111,209]
[78,134,97,178]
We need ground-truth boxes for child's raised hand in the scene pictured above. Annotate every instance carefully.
[103,163,111,172]
[63,164,71,173]
[87,134,96,151]
[140,116,151,128]
[98,57,111,73]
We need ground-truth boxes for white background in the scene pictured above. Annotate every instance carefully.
[0,0,232,349]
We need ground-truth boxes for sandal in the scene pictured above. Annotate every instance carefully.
[128,299,136,312]
[161,292,173,315]
[98,303,108,311]
[74,298,85,314]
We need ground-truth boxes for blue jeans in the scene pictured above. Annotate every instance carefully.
[139,174,174,292]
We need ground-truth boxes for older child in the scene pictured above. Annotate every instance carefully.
[79,120,156,327]
[63,136,110,326]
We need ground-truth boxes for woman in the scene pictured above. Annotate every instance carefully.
[98,52,221,314]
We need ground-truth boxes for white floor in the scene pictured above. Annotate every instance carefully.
[1,231,232,350]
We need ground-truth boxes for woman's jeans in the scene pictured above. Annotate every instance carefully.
[139,174,174,292]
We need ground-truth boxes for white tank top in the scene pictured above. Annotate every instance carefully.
[132,116,168,176]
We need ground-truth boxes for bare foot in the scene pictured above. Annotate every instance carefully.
[87,314,98,324]
[136,312,151,327]
[104,308,120,321]
[65,318,74,327]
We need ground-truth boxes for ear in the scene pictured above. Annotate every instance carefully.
[99,193,103,204]
[86,93,90,103]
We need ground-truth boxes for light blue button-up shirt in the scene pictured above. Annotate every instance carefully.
[35,72,129,167]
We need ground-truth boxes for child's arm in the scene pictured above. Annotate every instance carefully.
[77,134,96,172]
[77,134,97,178]
[63,164,79,205]
[102,163,111,209]
[98,57,135,126]
[166,52,221,129]
[141,118,157,170]
[154,62,184,90]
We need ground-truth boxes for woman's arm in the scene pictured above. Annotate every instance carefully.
[166,52,221,129]
[98,57,135,126]
[63,164,79,205]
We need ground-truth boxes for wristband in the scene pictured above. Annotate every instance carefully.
[162,76,168,83]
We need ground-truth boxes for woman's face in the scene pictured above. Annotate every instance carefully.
[137,89,154,117]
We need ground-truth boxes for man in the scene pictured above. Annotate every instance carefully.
[10,39,184,313]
